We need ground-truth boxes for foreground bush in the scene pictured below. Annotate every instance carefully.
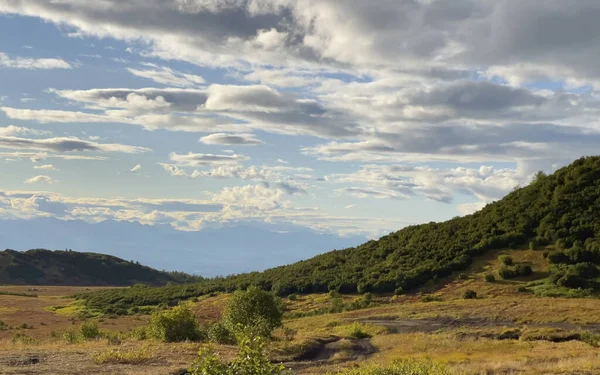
[222,286,284,337]
[208,321,236,345]
[189,333,285,375]
[326,359,459,374]
[148,305,201,342]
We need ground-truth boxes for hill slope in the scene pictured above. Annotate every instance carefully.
[80,156,600,311]
[0,249,199,286]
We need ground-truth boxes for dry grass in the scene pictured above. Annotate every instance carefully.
[3,249,600,374]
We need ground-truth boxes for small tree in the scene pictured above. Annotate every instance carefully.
[222,286,284,338]
[499,255,513,266]
[148,305,200,342]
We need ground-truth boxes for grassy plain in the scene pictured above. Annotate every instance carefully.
[2,248,600,374]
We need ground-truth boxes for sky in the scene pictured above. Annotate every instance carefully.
[1,0,600,241]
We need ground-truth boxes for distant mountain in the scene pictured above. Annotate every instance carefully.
[0,218,366,277]
[0,249,191,286]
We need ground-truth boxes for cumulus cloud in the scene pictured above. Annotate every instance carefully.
[0,52,71,69]
[199,133,263,145]
[24,175,55,184]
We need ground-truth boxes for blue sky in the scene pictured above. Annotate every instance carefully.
[2,1,600,241]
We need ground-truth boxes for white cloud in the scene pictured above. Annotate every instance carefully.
[0,52,71,69]
[24,175,55,184]
[0,135,151,154]
[199,133,263,145]
[0,125,51,137]
[34,164,58,171]
[130,164,142,173]
[128,65,205,87]
[169,152,249,167]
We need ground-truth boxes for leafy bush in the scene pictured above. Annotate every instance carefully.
[208,322,236,345]
[129,326,149,341]
[148,305,201,342]
[346,322,372,339]
[499,255,513,266]
[189,333,285,375]
[499,264,532,279]
[484,274,496,282]
[63,328,81,344]
[0,320,7,330]
[463,290,477,299]
[325,359,459,374]
[79,321,101,340]
[222,286,284,338]
[287,294,298,301]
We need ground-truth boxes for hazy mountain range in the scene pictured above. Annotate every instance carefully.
[0,218,366,277]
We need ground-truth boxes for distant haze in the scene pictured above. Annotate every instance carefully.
[0,218,366,277]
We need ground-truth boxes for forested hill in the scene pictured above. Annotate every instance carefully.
[80,156,600,311]
[0,249,201,286]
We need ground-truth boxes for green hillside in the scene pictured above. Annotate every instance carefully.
[0,249,201,286]
[80,156,600,312]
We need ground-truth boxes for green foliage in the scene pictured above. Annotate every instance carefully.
[148,305,201,342]
[346,322,372,339]
[222,287,284,338]
[78,157,600,310]
[463,290,477,299]
[499,255,513,266]
[129,326,149,341]
[499,264,533,279]
[208,322,236,345]
[325,359,459,375]
[18,323,33,329]
[484,274,496,282]
[287,294,297,301]
[0,290,37,297]
[79,321,101,340]
[0,320,7,330]
[189,333,285,375]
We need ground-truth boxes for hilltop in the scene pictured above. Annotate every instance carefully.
[0,249,201,286]
[78,156,600,312]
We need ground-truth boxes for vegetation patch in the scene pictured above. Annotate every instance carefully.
[92,346,154,364]
[325,359,460,375]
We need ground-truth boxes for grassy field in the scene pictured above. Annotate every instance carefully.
[2,248,600,374]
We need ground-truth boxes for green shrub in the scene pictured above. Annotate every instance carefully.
[63,328,81,344]
[92,346,153,364]
[0,320,7,330]
[189,332,285,375]
[463,290,477,299]
[484,274,496,282]
[129,326,149,340]
[148,305,201,342]
[499,255,513,266]
[19,323,33,329]
[500,264,533,279]
[287,294,298,301]
[457,273,468,280]
[222,286,284,338]
[347,322,372,339]
[208,322,236,345]
[79,321,101,340]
